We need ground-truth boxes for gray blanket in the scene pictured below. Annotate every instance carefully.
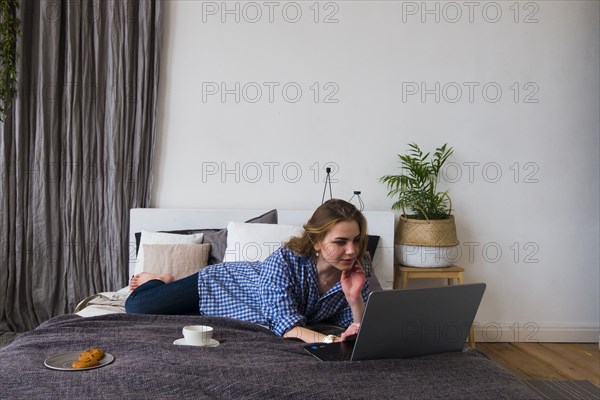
[0,313,537,399]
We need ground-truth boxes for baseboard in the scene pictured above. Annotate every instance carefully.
[473,322,600,343]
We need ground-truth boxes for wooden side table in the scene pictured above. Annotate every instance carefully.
[393,264,475,348]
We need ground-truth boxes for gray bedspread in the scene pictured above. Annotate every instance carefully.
[0,313,537,399]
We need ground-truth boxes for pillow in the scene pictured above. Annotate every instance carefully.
[142,243,211,280]
[134,232,204,275]
[246,209,278,224]
[134,209,278,265]
[367,235,380,259]
[224,222,304,262]
[136,229,225,265]
[367,275,383,291]
[363,235,381,291]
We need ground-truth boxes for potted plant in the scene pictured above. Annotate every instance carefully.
[380,143,459,268]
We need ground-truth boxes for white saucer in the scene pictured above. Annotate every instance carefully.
[173,338,220,347]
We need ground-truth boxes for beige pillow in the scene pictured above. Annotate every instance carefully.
[135,231,205,275]
[142,243,211,281]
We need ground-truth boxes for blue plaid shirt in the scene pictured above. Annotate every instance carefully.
[197,246,371,336]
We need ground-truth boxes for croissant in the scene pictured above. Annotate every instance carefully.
[71,347,105,369]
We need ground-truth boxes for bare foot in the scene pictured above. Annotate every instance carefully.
[129,272,174,291]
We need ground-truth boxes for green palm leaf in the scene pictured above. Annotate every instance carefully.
[379,143,454,220]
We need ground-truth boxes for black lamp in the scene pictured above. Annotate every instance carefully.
[348,190,364,211]
[321,167,333,204]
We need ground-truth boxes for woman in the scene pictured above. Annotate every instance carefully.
[126,199,371,343]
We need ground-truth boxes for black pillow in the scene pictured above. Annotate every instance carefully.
[367,235,380,259]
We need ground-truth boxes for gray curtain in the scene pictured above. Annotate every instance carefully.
[0,0,162,334]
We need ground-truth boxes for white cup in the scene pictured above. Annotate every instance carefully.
[182,325,213,345]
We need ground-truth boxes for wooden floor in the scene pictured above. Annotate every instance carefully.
[477,342,600,388]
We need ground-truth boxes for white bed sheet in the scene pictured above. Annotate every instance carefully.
[74,287,129,317]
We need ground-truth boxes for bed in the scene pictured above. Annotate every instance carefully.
[0,208,538,399]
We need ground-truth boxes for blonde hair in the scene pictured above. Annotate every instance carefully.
[286,199,368,260]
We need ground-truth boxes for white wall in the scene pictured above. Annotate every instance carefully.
[153,1,600,342]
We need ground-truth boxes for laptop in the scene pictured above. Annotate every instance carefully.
[304,283,486,361]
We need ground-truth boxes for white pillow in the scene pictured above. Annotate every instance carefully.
[224,222,304,262]
[135,231,204,275]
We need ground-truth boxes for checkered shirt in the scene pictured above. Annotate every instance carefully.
[197,246,371,336]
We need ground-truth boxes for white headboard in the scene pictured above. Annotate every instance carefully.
[129,209,395,289]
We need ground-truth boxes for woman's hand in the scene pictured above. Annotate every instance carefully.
[340,260,366,304]
[340,322,360,342]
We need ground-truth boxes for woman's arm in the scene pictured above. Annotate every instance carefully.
[258,248,308,336]
[283,326,335,343]
[337,260,368,341]
[347,297,365,325]
[340,260,366,323]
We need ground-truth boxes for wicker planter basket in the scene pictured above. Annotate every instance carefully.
[395,215,459,247]
[395,215,460,268]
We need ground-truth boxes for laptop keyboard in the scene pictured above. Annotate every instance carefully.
[304,342,355,361]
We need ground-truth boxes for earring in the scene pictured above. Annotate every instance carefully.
[315,251,320,257]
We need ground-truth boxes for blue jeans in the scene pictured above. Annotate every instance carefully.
[125,272,200,315]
